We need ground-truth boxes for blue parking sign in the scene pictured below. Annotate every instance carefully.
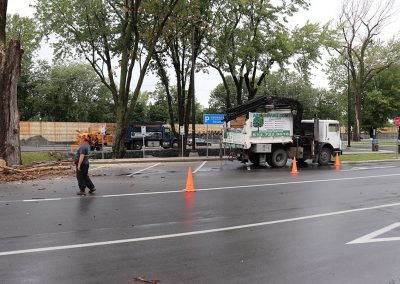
[203,114,224,125]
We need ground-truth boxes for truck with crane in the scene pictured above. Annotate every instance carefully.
[223,96,342,167]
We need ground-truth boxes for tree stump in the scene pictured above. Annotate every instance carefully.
[0,39,23,165]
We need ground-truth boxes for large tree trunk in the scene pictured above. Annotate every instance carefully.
[113,99,128,158]
[353,88,362,141]
[0,39,23,165]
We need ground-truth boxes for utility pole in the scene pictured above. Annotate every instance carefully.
[347,62,351,148]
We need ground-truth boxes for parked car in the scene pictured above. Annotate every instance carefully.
[187,138,212,146]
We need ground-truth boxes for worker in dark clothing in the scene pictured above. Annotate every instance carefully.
[75,134,96,196]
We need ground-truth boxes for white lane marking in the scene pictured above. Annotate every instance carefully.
[89,165,106,172]
[197,173,400,192]
[340,166,396,172]
[193,161,207,174]
[347,223,400,244]
[23,198,62,202]
[2,201,400,256]
[102,191,182,198]
[1,172,400,204]
[127,163,161,177]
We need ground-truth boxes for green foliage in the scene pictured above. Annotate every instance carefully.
[21,62,115,122]
[208,76,248,112]
[6,14,43,121]
[203,0,334,103]
[333,0,400,140]
[34,0,178,157]
[311,88,344,121]
[209,70,344,122]
[5,14,41,69]
[362,65,400,131]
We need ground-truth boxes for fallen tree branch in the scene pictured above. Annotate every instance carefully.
[0,165,71,173]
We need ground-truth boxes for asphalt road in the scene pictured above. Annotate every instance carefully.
[20,142,400,153]
[2,160,400,283]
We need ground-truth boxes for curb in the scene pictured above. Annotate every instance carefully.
[90,156,229,165]
[90,156,400,165]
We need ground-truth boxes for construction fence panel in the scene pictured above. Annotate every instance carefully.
[20,122,224,144]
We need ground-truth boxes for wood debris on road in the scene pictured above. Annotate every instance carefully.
[0,162,74,183]
[131,276,161,284]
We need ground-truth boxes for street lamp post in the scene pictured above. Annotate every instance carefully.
[191,24,196,151]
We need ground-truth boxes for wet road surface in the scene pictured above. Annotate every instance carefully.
[1,160,400,283]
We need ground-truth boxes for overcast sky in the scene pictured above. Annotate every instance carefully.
[7,0,400,107]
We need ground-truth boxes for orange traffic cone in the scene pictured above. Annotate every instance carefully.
[335,153,340,170]
[291,157,298,176]
[184,166,196,192]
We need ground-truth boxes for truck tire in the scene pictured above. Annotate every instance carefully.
[133,141,142,150]
[270,149,288,168]
[249,153,260,165]
[318,147,332,166]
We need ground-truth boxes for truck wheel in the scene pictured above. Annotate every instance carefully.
[133,141,142,150]
[318,147,332,166]
[270,149,288,168]
[249,153,260,166]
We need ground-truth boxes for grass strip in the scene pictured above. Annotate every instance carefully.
[21,152,62,166]
[341,153,398,161]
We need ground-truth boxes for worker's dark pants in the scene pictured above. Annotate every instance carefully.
[76,164,94,191]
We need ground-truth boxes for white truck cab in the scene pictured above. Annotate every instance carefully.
[301,120,341,150]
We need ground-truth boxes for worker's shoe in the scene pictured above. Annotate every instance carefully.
[88,188,96,194]
[76,190,86,196]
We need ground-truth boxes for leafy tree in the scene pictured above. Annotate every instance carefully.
[362,65,400,134]
[208,76,248,112]
[152,0,212,153]
[6,14,41,68]
[210,69,344,122]
[146,85,204,126]
[311,88,344,121]
[129,91,150,122]
[29,62,115,122]
[335,0,400,140]
[35,0,178,157]
[202,0,334,106]
[147,98,169,122]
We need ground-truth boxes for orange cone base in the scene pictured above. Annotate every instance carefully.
[335,153,340,167]
[291,157,298,176]
[185,166,196,192]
